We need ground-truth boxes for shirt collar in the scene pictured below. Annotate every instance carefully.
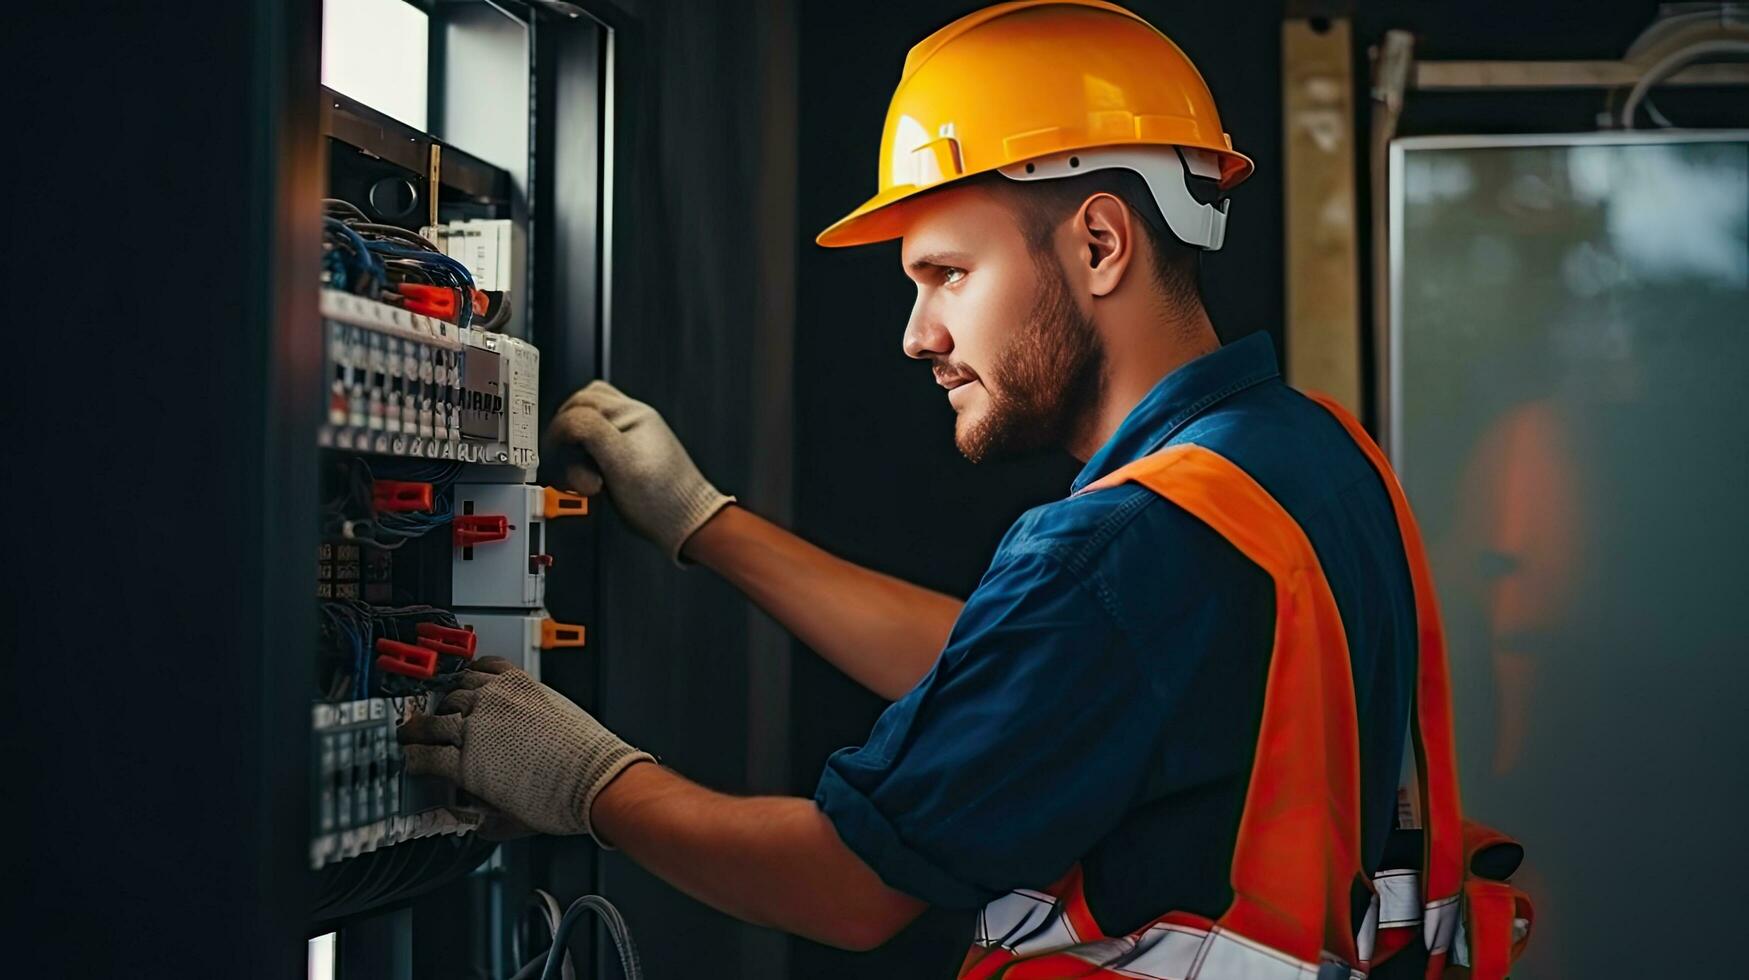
[1071,331,1282,493]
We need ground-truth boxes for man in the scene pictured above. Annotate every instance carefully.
[400,3,1490,975]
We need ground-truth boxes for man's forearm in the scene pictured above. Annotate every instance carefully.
[591,761,925,950]
[683,505,961,700]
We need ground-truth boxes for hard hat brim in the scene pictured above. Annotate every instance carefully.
[815,144,1254,249]
[815,183,934,249]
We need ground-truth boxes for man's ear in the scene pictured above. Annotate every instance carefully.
[1076,192,1138,298]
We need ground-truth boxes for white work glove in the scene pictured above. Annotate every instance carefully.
[397,658,654,843]
[545,381,735,564]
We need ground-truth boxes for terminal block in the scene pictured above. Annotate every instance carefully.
[309,698,482,869]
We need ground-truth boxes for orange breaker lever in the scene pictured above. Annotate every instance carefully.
[542,487,589,518]
[540,619,587,649]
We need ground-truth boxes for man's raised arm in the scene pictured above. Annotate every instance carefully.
[548,381,959,699]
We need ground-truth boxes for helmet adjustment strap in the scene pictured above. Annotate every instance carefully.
[996,145,1231,251]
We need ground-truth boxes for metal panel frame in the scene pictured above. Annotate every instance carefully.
[1385,128,1749,474]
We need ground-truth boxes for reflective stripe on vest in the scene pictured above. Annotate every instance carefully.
[958,395,1508,980]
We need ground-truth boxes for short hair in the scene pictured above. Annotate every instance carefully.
[974,167,1203,314]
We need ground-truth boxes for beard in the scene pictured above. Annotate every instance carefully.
[956,254,1106,464]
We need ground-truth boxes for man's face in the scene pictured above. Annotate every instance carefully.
[899,185,1105,463]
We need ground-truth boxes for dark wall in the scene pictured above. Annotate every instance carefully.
[785,0,1700,976]
[581,0,798,978]
[8,1,320,977]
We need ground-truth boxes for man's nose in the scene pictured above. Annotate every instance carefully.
[902,297,951,360]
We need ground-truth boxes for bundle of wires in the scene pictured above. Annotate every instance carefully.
[322,209,389,295]
[313,834,497,924]
[320,600,375,700]
[320,599,470,700]
[322,198,511,331]
[322,457,464,551]
[513,890,575,980]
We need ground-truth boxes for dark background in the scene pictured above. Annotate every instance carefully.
[9,1,1735,978]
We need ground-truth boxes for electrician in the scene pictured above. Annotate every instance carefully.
[400,2,1528,975]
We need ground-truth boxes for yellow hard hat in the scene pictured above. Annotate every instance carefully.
[817,0,1253,250]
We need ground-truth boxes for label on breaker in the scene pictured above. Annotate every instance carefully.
[508,346,539,465]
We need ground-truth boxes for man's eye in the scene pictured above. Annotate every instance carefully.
[943,267,966,285]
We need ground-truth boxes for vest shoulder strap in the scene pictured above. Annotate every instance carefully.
[1084,443,1366,967]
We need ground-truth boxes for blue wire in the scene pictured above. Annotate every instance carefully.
[324,218,388,285]
[354,624,369,700]
[365,242,477,328]
[366,243,475,288]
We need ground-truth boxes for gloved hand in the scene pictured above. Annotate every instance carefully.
[545,381,735,564]
[397,658,654,843]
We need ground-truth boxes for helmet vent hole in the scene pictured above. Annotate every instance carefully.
[1025,163,1035,174]
[1069,156,1080,168]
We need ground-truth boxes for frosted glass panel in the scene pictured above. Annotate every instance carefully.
[1391,134,1748,978]
[322,0,429,130]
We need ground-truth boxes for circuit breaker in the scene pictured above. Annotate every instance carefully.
[455,612,587,683]
[452,484,588,608]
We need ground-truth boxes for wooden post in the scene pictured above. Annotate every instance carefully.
[1282,17,1362,413]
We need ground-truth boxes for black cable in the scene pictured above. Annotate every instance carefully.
[323,198,369,220]
[349,221,445,252]
[506,951,549,980]
[514,890,568,980]
[313,855,368,916]
[478,292,513,332]
[322,837,415,920]
[385,259,439,285]
[540,896,640,980]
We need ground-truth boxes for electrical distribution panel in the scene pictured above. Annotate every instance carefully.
[305,5,614,965]
[310,295,590,877]
[313,118,587,897]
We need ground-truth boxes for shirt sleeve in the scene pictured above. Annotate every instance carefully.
[813,546,1162,909]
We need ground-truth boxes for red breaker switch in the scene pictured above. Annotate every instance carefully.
[453,514,508,547]
[416,623,477,659]
[375,638,438,680]
[373,480,434,513]
[394,284,491,325]
[395,283,464,322]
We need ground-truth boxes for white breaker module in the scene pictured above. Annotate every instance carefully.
[319,289,540,468]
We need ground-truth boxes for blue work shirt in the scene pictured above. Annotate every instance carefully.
[815,332,1417,936]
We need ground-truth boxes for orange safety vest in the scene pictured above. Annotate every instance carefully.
[959,395,1532,980]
